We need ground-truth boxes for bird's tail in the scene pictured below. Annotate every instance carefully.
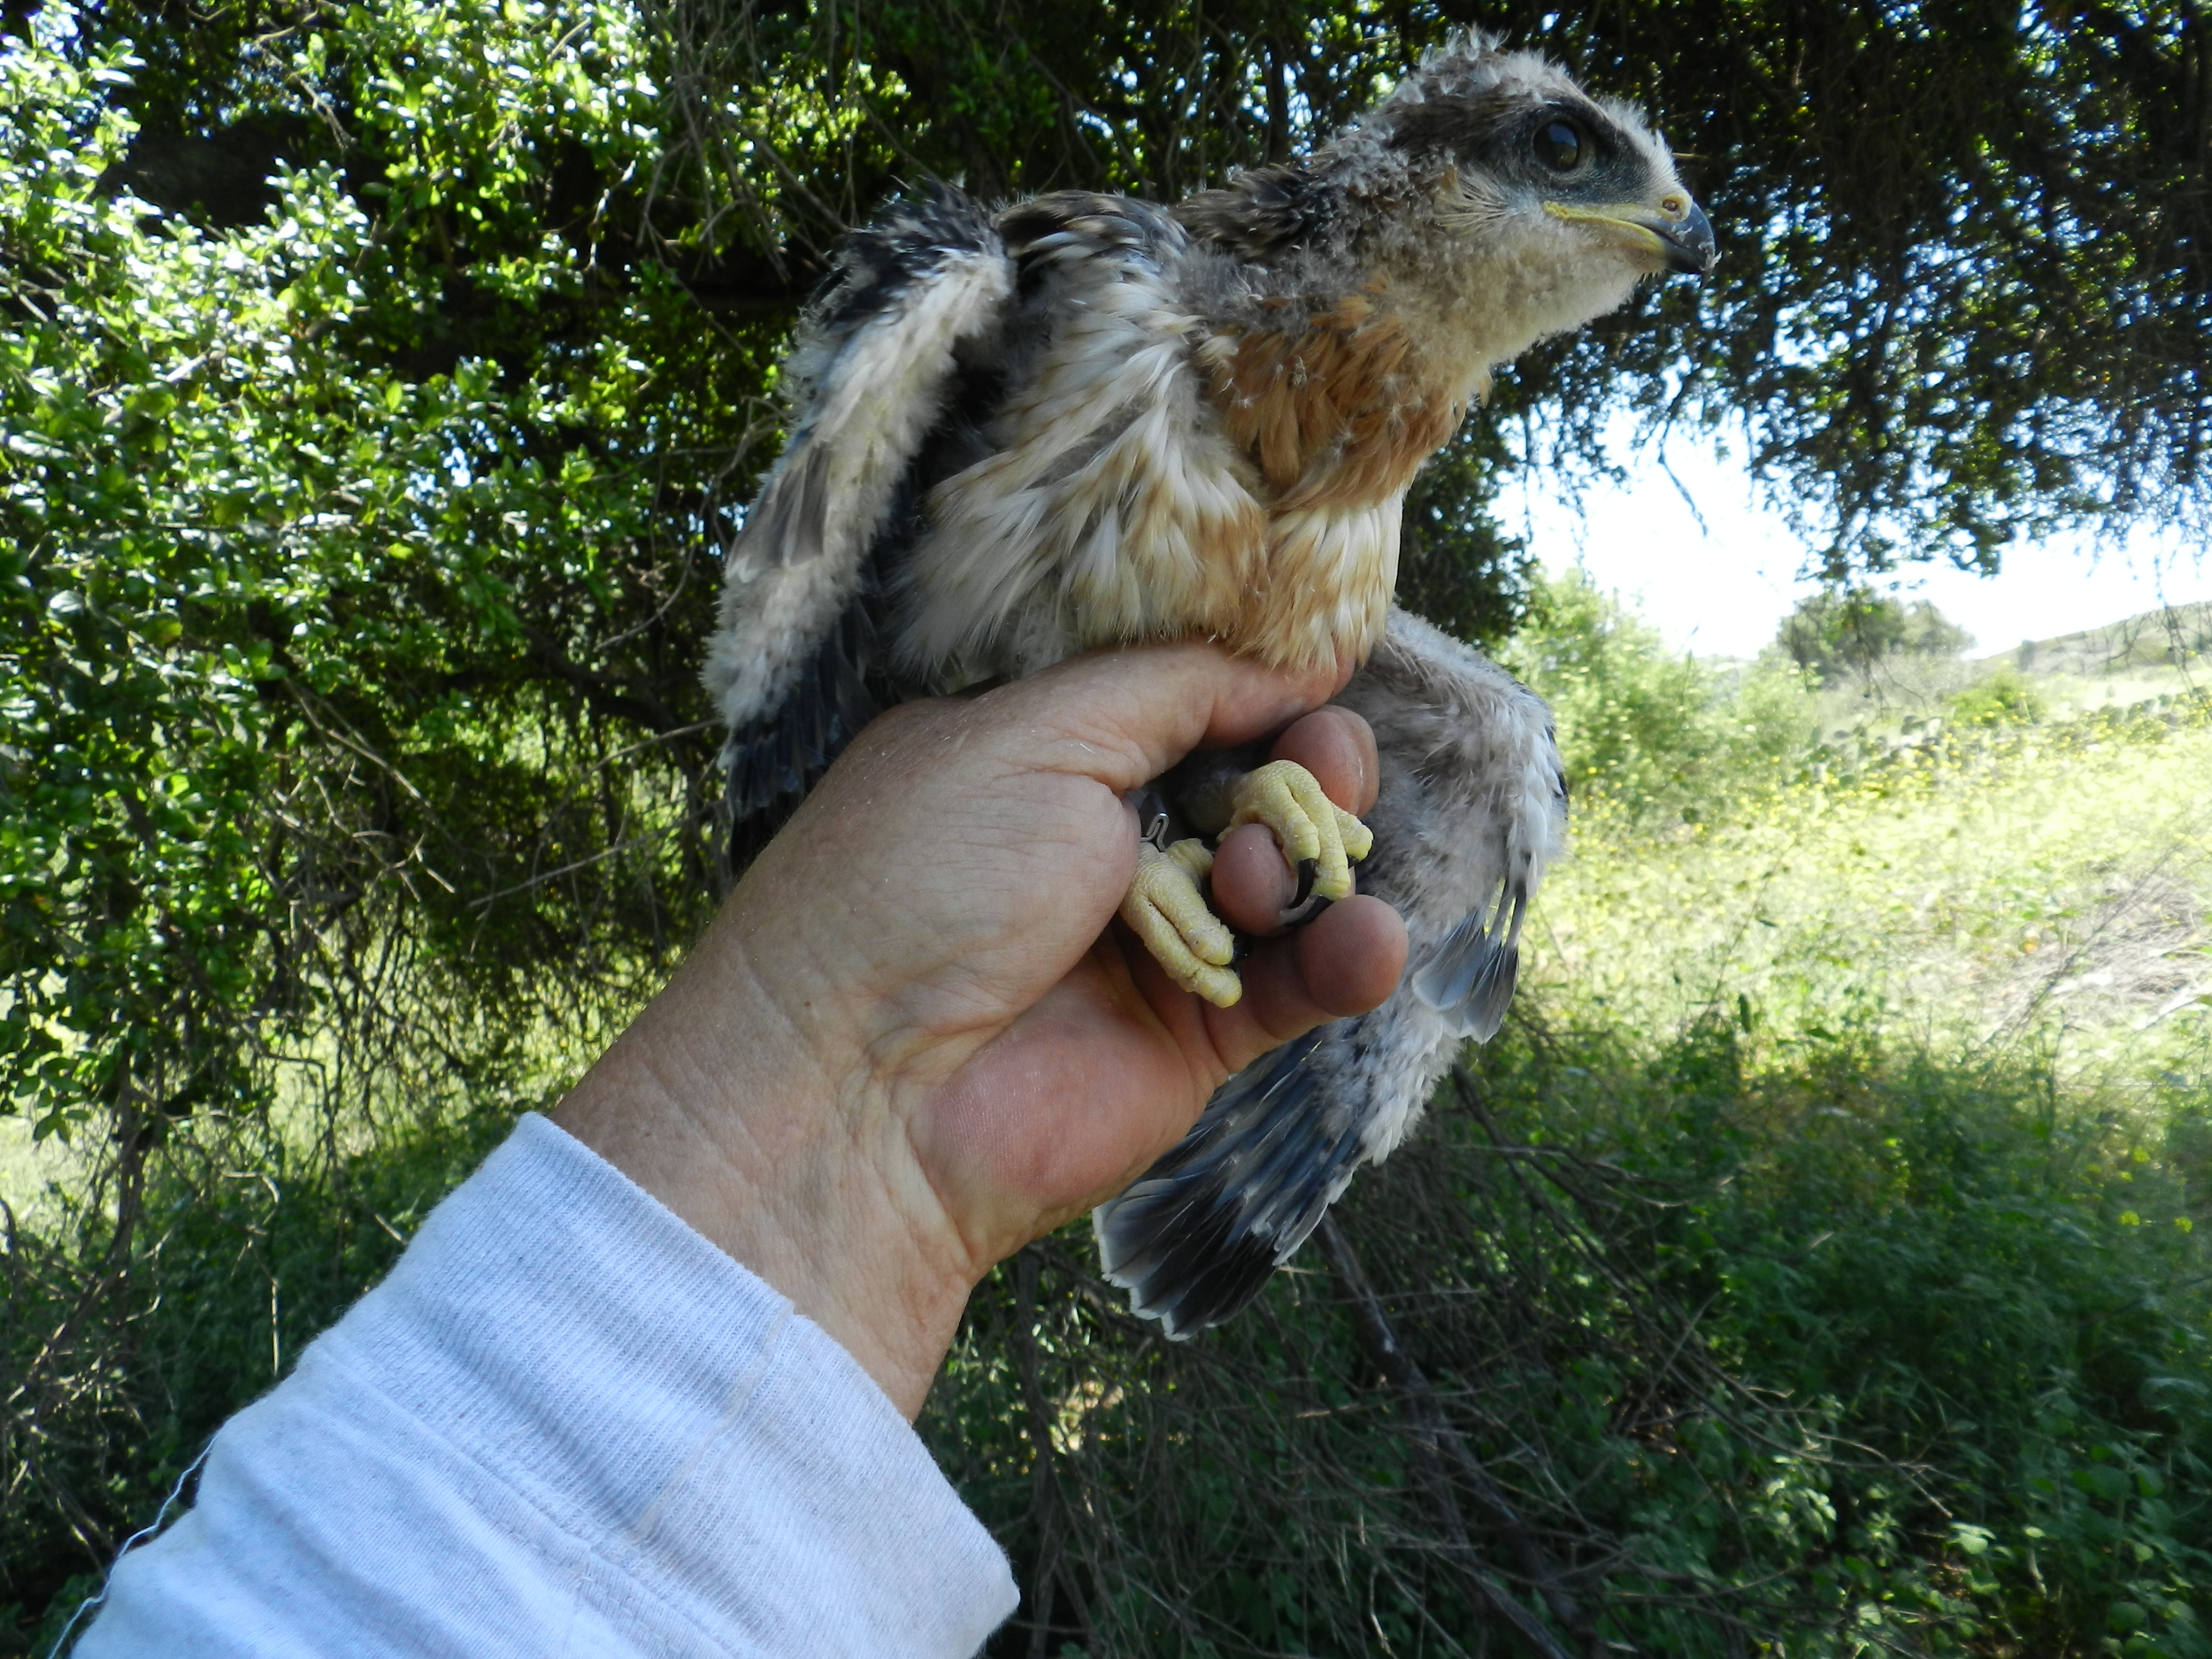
[1094,1028,1366,1340]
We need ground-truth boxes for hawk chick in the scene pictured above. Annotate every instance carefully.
[705,31,1709,1008]
[702,33,1709,1328]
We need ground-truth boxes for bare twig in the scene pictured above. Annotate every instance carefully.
[1316,1215,1613,1659]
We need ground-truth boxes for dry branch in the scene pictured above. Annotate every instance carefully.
[1314,1215,1612,1659]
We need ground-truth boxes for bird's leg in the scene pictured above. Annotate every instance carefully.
[1115,757,1375,1009]
[1223,759,1375,907]
[1119,834,1242,1008]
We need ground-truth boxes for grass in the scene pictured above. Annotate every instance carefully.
[1540,706,2212,1074]
[8,600,2212,1656]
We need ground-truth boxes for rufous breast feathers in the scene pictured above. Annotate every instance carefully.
[902,227,1467,680]
[1198,284,1467,672]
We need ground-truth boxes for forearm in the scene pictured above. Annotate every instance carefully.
[551,895,979,1420]
[76,1115,1016,1658]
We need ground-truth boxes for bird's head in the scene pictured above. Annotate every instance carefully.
[1318,32,1715,370]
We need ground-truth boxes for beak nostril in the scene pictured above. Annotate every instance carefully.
[1661,195,1686,218]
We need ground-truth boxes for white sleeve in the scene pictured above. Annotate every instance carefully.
[74,1112,1018,1658]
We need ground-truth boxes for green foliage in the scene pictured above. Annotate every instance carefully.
[1778,588,1975,689]
[1,8,727,1625]
[1395,430,1537,649]
[1947,662,2047,727]
[911,1015,2212,1656]
[0,0,725,1130]
[1677,1033,2212,1655]
[1500,566,1817,826]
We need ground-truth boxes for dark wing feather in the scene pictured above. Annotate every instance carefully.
[1094,1029,1366,1340]
[1171,164,1325,259]
[721,594,881,861]
[703,190,1014,847]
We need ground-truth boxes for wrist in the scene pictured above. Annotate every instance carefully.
[553,904,978,1418]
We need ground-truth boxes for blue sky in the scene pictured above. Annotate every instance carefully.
[1511,430,2210,660]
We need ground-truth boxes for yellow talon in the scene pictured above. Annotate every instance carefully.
[1335,803,1374,864]
[1120,839,1241,1007]
[1224,759,1372,902]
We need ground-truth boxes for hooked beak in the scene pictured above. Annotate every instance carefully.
[1544,196,1717,276]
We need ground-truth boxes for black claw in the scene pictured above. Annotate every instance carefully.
[1292,857,1317,909]
[1133,786,1173,849]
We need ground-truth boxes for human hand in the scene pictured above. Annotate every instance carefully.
[554,644,1407,1416]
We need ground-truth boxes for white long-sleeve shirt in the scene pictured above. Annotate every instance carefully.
[75,1113,1019,1656]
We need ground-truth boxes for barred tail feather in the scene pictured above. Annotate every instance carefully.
[1094,1028,1365,1340]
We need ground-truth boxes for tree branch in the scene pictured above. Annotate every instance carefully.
[1315,1214,1613,1659]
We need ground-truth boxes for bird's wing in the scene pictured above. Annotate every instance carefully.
[1171,163,1325,260]
[1095,608,1567,1337]
[1372,617,1570,1042]
[897,192,1267,680]
[703,193,1015,835]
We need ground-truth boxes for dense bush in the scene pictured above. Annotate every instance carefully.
[1778,589,1975,689]
[1501,567,1818,826]
[1946,663,2047,727]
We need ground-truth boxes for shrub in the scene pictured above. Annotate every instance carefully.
[1497,566,1818,826]
[1778,588,1974,688]
[1948,662,2048,726]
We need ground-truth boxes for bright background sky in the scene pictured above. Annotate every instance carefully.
[1511,428,2211,661]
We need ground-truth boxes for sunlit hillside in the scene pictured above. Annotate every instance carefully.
[1993,598,2212,718]
[2002,598,2212,672]
[1801,598,2211,735]
[1537,706,2212,1079]
[1518,584,2211,1085]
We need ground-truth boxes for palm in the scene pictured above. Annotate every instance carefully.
[561,644,1404,1414]
[865,695,1399,1266]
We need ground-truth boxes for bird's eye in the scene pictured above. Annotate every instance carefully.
[1535,118,1586,173]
